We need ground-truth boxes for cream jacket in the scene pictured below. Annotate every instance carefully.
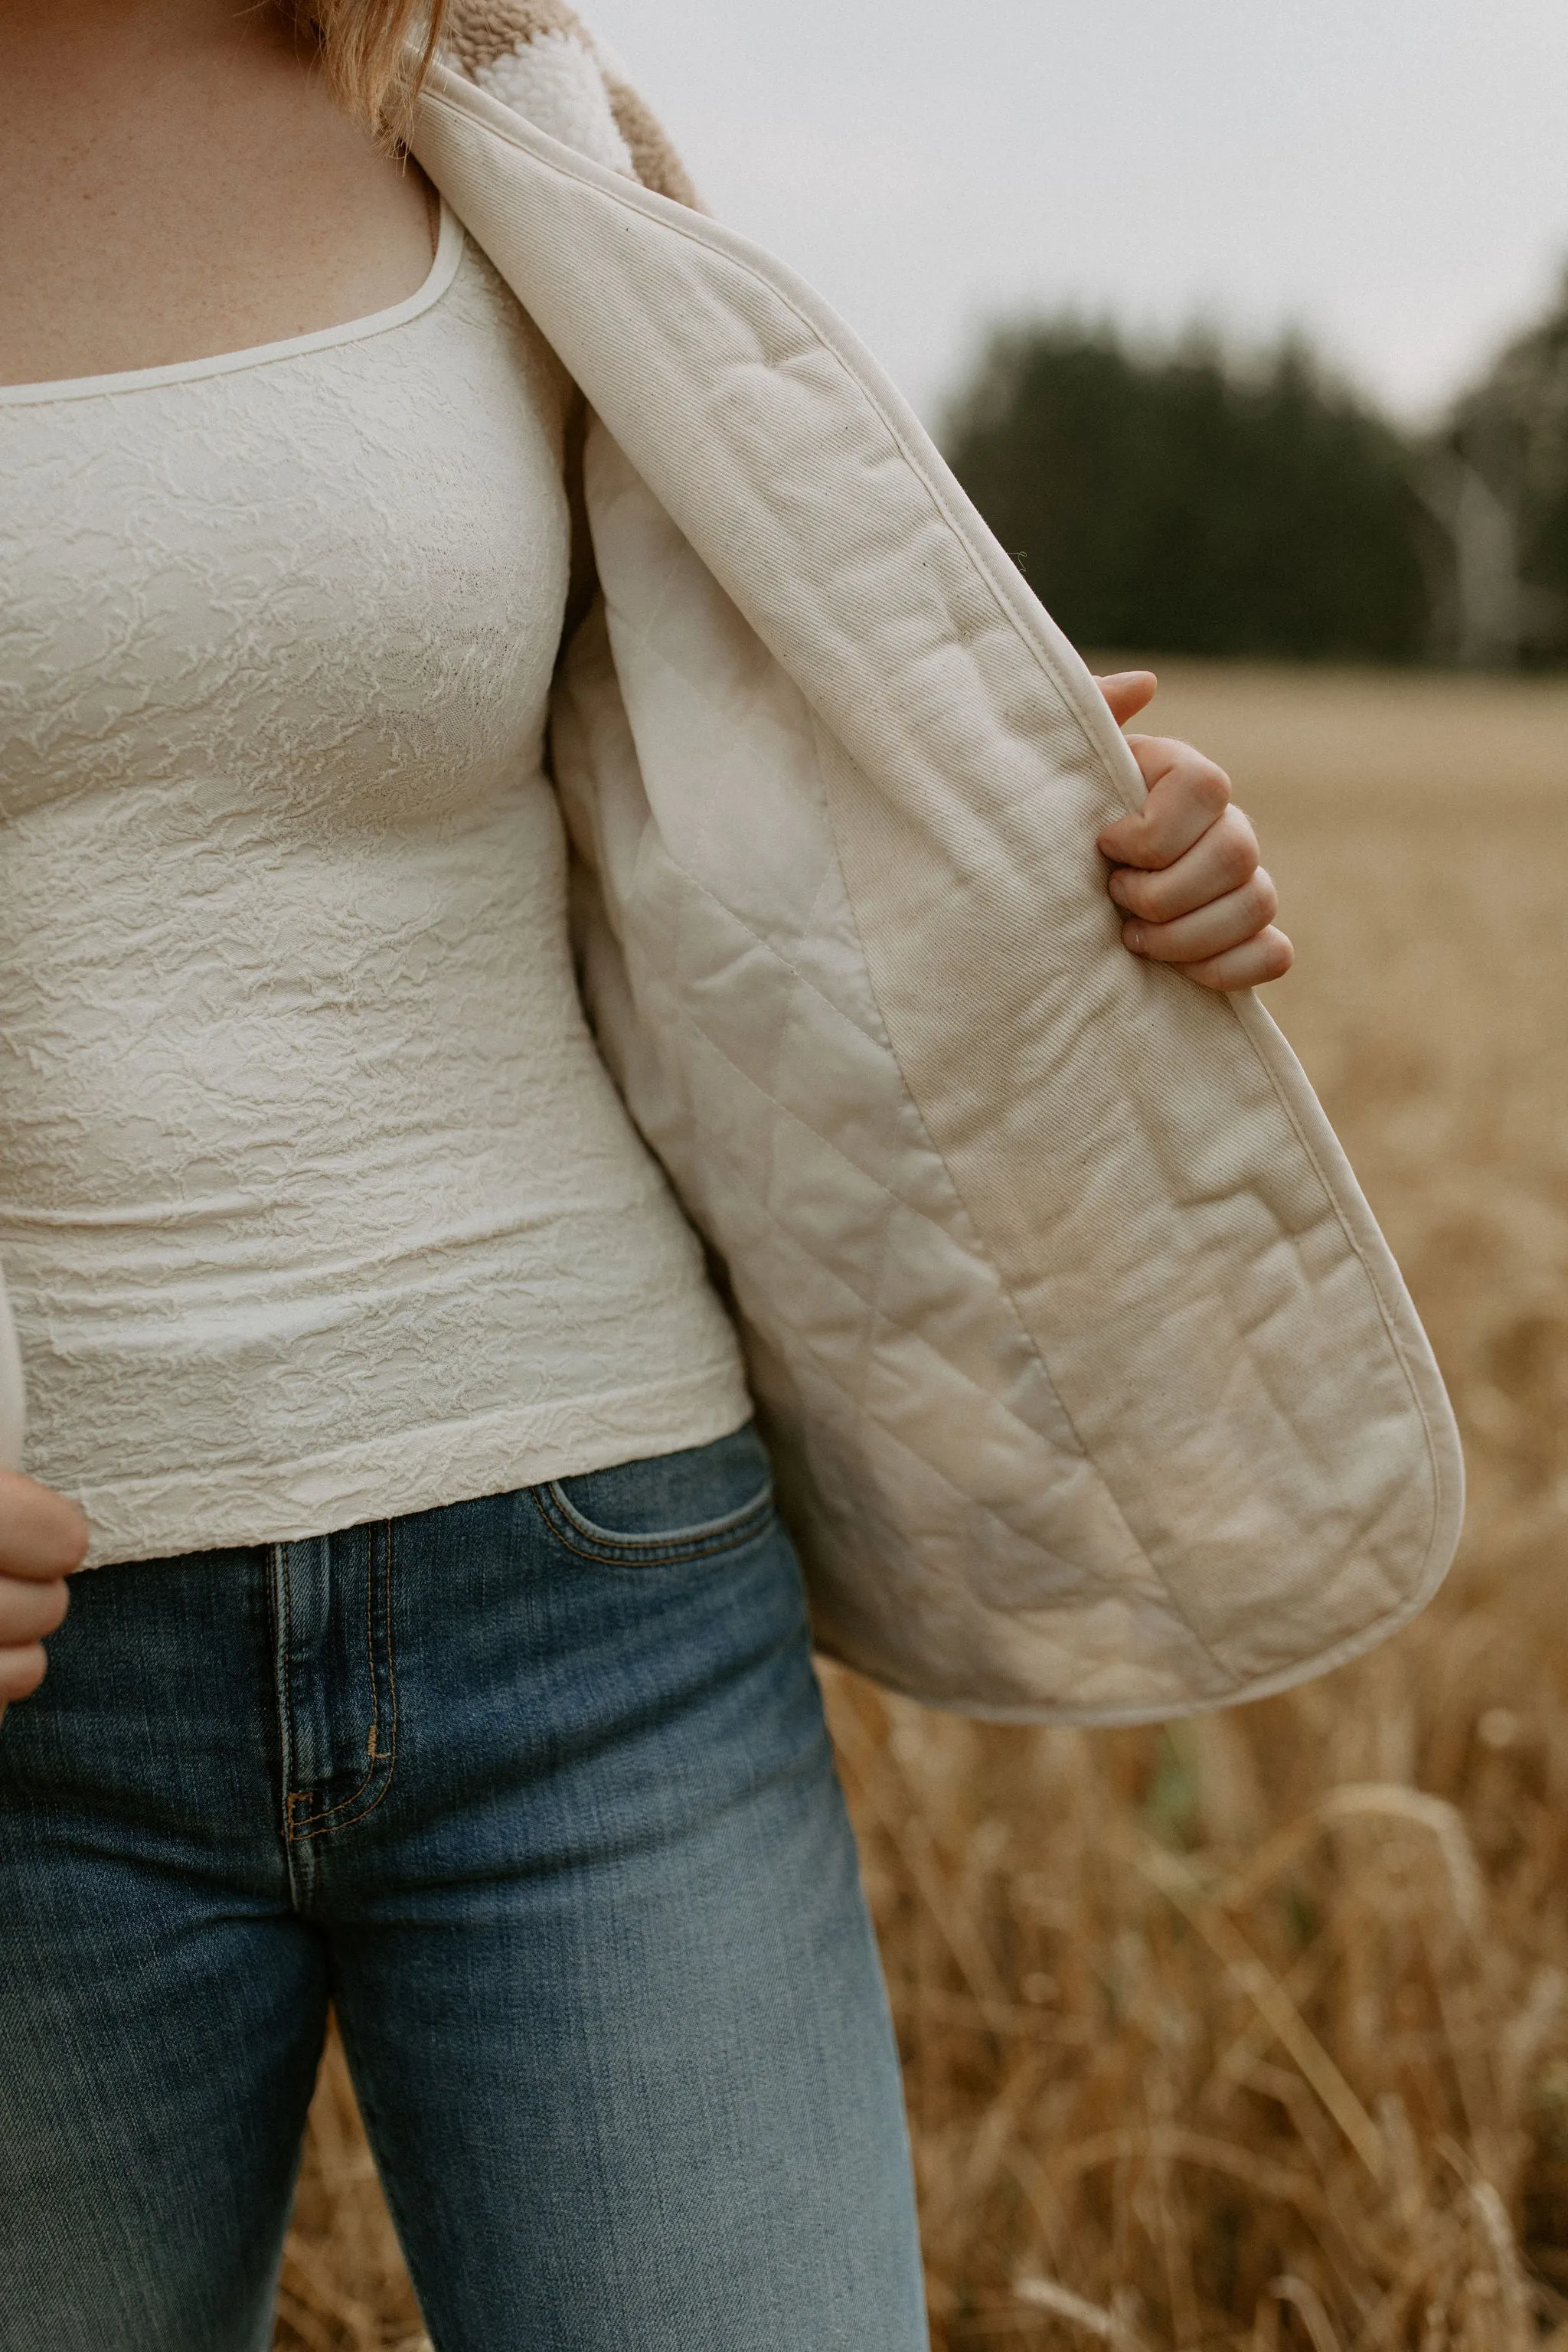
[0,3,1465,1724]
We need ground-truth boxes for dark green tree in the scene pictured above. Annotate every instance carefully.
[1438,273,1568,662]
[942,321,1432,662]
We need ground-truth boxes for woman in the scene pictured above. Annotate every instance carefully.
[0,2,1460,2346]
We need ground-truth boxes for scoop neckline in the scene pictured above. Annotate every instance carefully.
[0,201,465,409]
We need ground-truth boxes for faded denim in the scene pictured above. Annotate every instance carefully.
[0,1426,929,2351]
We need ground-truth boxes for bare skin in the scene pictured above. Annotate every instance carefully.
[0,1473,87,1721]
[0,2,1291,1710]
[0,0,433,387]
[1094,671,1293,991]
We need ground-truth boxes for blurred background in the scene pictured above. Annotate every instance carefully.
[282,8,1568,2349]
[588,0,1568,669]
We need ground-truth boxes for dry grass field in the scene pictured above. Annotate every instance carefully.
[276,662,1568,2352]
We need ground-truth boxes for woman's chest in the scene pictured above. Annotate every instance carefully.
[0,241,572,834]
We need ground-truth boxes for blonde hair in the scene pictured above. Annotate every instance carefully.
[283,0,451,141]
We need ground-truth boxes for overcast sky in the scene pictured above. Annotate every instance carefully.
[587,0,1568,430]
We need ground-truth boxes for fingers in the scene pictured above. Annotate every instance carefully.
[0,1560,69,1639]
[1107,805,1260,924]
[1093,670,1158,728]
[0,1470,89,1581]
[0,1639,50,1707]
[1176,925,1295,992]
[1097,739,1231,870]
[1093,729,1289,991]
[1127,919,1295,993]
[0,1478,87,1728]
[1119,868,1280,965]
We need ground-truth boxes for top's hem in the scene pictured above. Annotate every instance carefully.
[70,1362,753,1567]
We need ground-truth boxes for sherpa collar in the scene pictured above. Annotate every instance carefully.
[438,0,701,207]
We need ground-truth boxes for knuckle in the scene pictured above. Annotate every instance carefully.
[34,1530,85,1581]
[40,1493,91,1574]
[1242,869,1277,926]
[0,1479,90,1578]
[1179,753,1230,812]
[1102,815,1148,867]
[0,1577,67,1641]
[1217,811,1259,881]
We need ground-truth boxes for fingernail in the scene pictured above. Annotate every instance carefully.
[1108,875,1127,906]
[1125,922,1145,950]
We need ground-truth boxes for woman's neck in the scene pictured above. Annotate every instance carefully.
[0,0,436,387]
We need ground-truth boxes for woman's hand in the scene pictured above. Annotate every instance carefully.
[1093,671,1293,991]
[0,1471,88,1726]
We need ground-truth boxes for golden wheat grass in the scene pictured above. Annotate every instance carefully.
[276,662,1568,2350]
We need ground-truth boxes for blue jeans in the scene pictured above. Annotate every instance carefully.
[0,1426,929,2352]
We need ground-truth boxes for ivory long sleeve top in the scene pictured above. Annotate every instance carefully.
[0,203,750,1565]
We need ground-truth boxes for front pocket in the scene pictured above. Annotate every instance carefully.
[533,1423,776,1567]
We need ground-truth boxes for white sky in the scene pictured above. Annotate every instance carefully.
[586,0,1568,430]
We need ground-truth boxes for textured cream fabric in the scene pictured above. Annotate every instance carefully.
[0,212,749,1563]
[405,59,1463,1723]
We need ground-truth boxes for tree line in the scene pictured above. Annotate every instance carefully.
[941,280,1568,666]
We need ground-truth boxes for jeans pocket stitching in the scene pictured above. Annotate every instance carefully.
[531,1481,776,1568]
[545,1469,775,1550]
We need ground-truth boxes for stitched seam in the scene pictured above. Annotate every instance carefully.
[293,1776,395,1840]
[596,607,893,1060]
[534,1483,774,1563]
[280,1542,308,1849]
[761,1291,1156,1623]
[293,1519,400,1843]
[607,1003,1185,1599]
[291,1526,390,1833]
[544,1472,773,1548]
[1234,1003,1450,1578]
[270,1543,307,1901]
[531,1482,775,1566]
[639,973,1094,1449]
[288,1530,381,1832]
